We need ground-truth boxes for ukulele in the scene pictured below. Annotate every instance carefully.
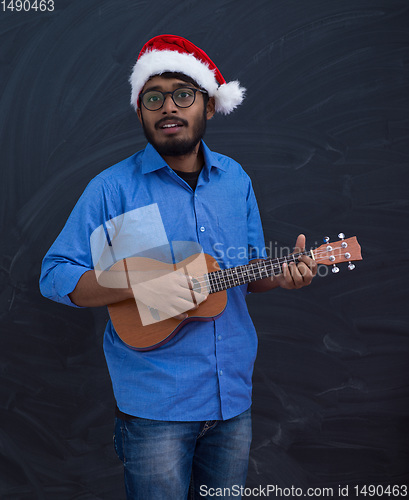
[107,235,362,351]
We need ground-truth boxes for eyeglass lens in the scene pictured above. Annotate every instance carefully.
[142,88,197,110]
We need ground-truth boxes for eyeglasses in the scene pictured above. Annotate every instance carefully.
[140,87,208,111]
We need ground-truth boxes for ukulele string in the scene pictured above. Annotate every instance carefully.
[194,249,346,286]
[190,248,349,290]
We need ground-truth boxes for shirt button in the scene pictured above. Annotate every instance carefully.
[219,370,223,376]
[199,226,205,232]
[218,335,222,341]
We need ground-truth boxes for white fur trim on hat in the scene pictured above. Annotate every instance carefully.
[130,49,245,115]
[214,81,246,115]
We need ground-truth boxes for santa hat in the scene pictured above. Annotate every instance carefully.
[130,34,246,115]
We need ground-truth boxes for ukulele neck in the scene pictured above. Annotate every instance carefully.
[206,251,312,294]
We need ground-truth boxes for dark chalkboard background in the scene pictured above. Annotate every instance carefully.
[1,0,408,498]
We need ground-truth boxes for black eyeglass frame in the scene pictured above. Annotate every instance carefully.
[139,87,208,111]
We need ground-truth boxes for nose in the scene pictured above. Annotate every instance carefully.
[162,93,178,113]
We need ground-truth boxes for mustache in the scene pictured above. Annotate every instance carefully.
[155,117,188,129]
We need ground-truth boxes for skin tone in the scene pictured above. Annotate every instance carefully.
[68,75,316,313]
[248,234,317,293]
[136,76,215,173]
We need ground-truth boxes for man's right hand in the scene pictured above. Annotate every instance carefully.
[130,270,207,323]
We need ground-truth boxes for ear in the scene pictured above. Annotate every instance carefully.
[136,106,143,124]
[206,97,216,120]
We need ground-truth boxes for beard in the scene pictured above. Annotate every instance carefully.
[141,109,207,157]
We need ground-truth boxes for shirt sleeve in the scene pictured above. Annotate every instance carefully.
[39,176,114,307]
[246,179,267,261]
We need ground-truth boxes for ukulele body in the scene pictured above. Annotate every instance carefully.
[107,252,227,350]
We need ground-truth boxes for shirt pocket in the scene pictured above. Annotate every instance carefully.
[215,208,249,268]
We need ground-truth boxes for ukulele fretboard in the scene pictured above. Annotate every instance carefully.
[206,251,312,294]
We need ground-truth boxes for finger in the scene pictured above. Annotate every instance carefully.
[299,255,318,276]
[288,261,305,287]
[193,291,207,305]
[293,233,306,254]
[184,276,208,304]
[296,262,313,285]
[168,297,196,317]
[174,312,188,321]
[177,296,201,312]
[177,294,199,310]
[176,272,193,289]
[282,262,296,287]
[172,287,196,304]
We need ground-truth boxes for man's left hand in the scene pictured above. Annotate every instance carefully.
[276,234,317,290]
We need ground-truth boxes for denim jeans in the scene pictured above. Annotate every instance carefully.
[114,408,252,499]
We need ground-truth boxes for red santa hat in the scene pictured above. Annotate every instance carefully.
[130,34,246,115]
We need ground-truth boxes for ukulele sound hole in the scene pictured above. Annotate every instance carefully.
[191,277,201,294]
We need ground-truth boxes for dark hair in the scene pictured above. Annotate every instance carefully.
[159,71,201,88]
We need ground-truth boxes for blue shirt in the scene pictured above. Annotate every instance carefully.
[40,141,266,421]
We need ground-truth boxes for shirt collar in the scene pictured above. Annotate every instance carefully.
[140,140,227,174]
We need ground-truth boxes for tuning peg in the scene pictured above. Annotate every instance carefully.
[324,236,330,243]
[338,232,345,239]
[332,265,340,273]
[348,263,356,271]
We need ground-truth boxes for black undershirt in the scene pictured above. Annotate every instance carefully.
[173,167,201,190]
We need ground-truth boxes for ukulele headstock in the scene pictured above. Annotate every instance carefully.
[313,233,362,273]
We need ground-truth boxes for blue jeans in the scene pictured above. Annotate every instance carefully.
[114,408,252,499]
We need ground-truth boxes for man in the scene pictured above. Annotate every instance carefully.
[40,35,316,499]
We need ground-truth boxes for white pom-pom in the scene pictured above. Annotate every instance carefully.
[214,81,246,115]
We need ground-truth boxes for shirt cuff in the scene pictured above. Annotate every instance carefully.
[52,263,90,307]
